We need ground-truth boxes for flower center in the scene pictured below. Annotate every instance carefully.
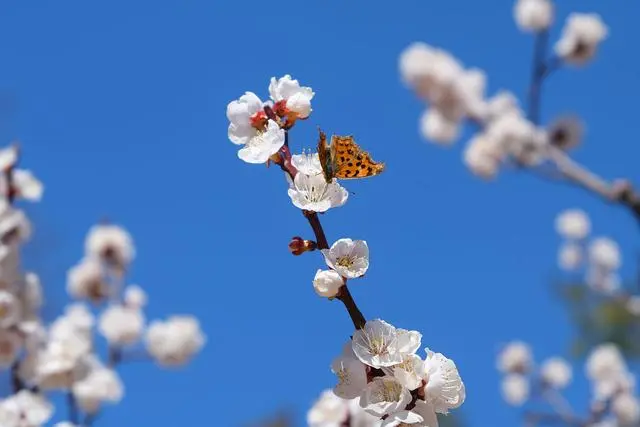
[336,256,354,268]
[250,111,268,131]
[373,379,403,402]
[370,337,388,356]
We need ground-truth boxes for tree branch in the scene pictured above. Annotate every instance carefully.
[528,30,549,125]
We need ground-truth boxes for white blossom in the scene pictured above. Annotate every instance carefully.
[124,284,147,309]
[145,315,205,366]
[420,109,460,145]
[397,329,422,356]
[612,393,640,425]
[394,354,425,390]
[331,353,368,399]
[85,224,135,267]
[67,257,108,302]
[497,341,532,373]
[11,169,44,202]
[292,152,323,175]
[269,75,315,119]
[422,349,465,413]
[586,343,627,383]
[352,319,403,368]
[314,269,344,298]
[556,209,591,240]
[486,111,547,166]
[463,134,503,179]
[348,397,384,427]
[586,267,620,295]
[73,367,124,414]
[0,207,31,259]
[626,296,640,316]
[0,390,53,427]
[321,238,369,279]
[54,423,77,427]
[593,370,635,402]
[0,290,21,328]
[381,410,425,427]
[23,272,44,312]
[589,237,621,271]
[558,243,582,271]
[482,91,522,124]
[359,377,412,417]
[0,145,18,171]
[307,390,349,427]
[514,0,553,32]
[99,304,145,346]
[287,170,348,213]
[501,374,530,406]
[540,357,572,388]
[237,120,286,164]
[555,13,608,66]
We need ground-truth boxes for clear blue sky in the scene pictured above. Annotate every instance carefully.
[1,1,639,426]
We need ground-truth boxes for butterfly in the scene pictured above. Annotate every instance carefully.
[316,129,385,183]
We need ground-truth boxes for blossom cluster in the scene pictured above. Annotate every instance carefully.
[0,145,205,426]
[399,0,607,180]
[497,341,640,426]
[309,319,464,427]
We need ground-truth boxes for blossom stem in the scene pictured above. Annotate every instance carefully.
[528,29,550,125]
[10,361,24,392]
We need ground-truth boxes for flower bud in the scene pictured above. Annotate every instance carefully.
[288,236,317,256]
[313,269,344,298]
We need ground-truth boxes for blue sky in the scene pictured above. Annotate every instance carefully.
[1,0,639,426]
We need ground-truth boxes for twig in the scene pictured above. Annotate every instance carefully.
[67,391,79,425]
[10,361,23,392]
[528,30,550,125]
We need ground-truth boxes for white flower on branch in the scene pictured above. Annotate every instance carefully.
[501,373,530,406]
[360,376,412,417]
[586,267,620,295]
[0,206,31,260]
[99,304,145,346]
[420,109,460,145]
[540,357,572,389]
[555,13,608,66]
[557,242,582,271]
[124,284,147,309]
[269,75,315,119]
[307,390,350,427]
[514,0,554,32]
[0,329,22,367]
[483,91,522,124]
[0,390,53,427]
[352,319,408,368]
[292,152,323,175]
[586,343,627,384]
[331,352,368,399]
[73,366,124,414]
[381,409,425,427]
[11,169,44,202]
[588,237,621,271]
[556,209,591,240]
[145,315,205,366]
[612,393,640,425]
[0,145,18,171]
[422,349,465,413]
[486,111,547,166]
[463,134,503,180]
[322,238,369,279]
[85,224,135,268]
[555,209,591,240]
[67,257,108,302]
[497,341,532,373]
[227,92,285,164]
[399,43,486,129]
[287,168,349,213]
[0,290,21,328]
[23,272,44,313]
[393,354,425,390]
[314,269,344,298]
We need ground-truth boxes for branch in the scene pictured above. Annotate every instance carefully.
[528,30,549,125]
[281,133,367,330]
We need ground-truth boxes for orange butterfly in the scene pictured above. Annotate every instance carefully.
[317,129,385,183]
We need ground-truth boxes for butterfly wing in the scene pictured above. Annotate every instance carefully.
[330,135,385,179]
[317,129,334,183]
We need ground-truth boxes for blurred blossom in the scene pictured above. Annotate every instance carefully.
[558,242,582,271]
[307,390,349,427]
[99,304,145,346]
[145,315,205,366]
[626,296,640,316]
[586,344,627,383]
[501,374,530,406]
[555,13,608,65]
[497,341,532,373]
[514,0,554,32]
[555,209,591,240]
[612,393,640,425]
[547,115,584,151]
[0,390,54,426]
[588,237,621,271]
[420,109,460,145]
[124,284,147,309]
[586,267,620,295]
[85,224,135,268]
[540,357,572,389]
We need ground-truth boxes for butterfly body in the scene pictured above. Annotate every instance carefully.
[317,130,385,183]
